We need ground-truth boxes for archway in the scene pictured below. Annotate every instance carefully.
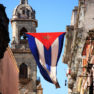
[19,63,28,79]
[20,27,28,40]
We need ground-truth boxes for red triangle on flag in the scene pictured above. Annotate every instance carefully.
[27,32,65,50]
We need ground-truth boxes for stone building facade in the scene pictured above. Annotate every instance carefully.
[11,0,43,94]
[63,0,94,94]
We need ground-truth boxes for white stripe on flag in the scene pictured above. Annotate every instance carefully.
[50,66,56,82]
[51,38,59,66]
[35,38,46,67]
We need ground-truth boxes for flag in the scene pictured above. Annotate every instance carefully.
[26,32,65,88]
[0,47,19,94]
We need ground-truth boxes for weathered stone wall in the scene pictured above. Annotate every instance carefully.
[84,1,94,31]
[12,50,37,94]
[64,27,87,92]
[71,7,78,26]
[13,52,37,81]
[62,0,92,93]
[62,26,74,65]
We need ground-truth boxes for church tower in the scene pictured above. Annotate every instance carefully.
[11,0,39,94]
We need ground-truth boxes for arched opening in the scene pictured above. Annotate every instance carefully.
[22,9,25,15]
[18,13,21,18]
[20,27,28,43]
[26,9,30,17]
[19,63,28,79]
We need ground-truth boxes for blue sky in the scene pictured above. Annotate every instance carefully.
[0,0,78,94]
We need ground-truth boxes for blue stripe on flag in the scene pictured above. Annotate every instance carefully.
[56,33,65,65]
[26,34,53,83]
[44,47,51,71]
[26,34,39,60]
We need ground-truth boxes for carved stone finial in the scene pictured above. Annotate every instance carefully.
[21,0,28,4]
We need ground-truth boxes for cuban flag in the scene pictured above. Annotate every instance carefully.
[26,32,65,88]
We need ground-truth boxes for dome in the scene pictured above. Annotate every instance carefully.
[12,4,35,19]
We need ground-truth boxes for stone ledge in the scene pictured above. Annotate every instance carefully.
[11,49,31,53]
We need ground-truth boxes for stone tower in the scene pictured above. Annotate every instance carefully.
[11,0,38,94]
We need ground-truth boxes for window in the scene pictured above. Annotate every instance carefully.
[19,63,28,79]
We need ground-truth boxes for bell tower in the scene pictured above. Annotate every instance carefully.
[11,0,39,94]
